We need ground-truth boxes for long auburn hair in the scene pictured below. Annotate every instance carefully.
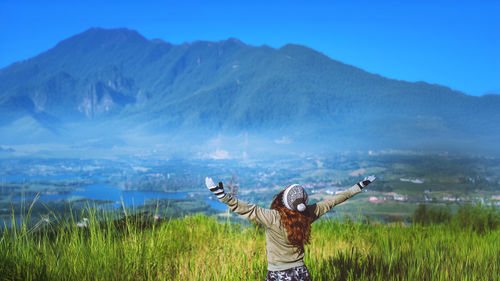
[270,188,312,252]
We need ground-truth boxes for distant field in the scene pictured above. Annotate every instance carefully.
[332,196,419,220]
[1,153,499,224]
[1,211,498,280]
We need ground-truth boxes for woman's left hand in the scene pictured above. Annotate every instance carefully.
[358,175,376,189]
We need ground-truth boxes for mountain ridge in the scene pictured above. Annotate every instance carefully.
[0,28,498,155]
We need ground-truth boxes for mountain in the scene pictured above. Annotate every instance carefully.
[0,28,499,156]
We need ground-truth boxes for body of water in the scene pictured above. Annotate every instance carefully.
[2,174,100,182]
[13,183,227,211]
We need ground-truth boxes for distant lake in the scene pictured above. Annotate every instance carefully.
[13,183,227,211]
[2,174,103,182]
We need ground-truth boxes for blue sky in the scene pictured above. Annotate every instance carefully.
[0,0,498,96]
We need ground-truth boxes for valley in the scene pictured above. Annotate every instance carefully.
[1,151,499,225]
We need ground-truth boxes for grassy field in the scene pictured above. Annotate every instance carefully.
[1,204,499,281]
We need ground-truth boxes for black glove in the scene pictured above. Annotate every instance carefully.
[205,177,226,199]
[357,175,376,189]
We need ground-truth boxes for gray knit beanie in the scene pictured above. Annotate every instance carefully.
[283,184,308,212]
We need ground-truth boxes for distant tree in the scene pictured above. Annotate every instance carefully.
[413,204,428,225]
[226,173,239,198]
[412,204,451,225]
[225,173,239,217]
[413,203,500,232]
[452,202,499,233]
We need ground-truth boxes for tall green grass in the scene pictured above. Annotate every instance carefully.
[1,204,499,280]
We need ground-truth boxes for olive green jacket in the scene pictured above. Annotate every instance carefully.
[220,184,362,271]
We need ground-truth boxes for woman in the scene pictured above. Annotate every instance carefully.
[205,175,376,281]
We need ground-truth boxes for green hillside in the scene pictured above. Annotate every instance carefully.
[1,207,498,280]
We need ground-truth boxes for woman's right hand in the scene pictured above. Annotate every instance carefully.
[205,177,227,199]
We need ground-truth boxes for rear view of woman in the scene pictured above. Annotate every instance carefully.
[205,175,376,281]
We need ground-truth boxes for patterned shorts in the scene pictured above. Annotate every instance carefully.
[265,265,311,281]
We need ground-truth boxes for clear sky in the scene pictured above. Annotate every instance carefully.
[1,0,498,96]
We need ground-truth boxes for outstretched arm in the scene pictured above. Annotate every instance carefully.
[307,175,376,221]
[205,177,277,228]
